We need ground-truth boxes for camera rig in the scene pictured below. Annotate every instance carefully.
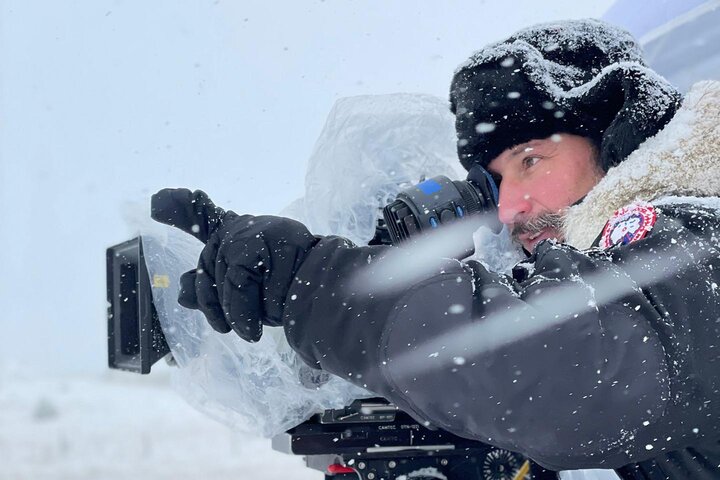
[273,397,558,480]
[106,234,557,480]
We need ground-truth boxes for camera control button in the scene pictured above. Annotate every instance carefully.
[439,209,455,223]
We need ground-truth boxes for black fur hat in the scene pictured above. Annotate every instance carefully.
[450,19,683,172]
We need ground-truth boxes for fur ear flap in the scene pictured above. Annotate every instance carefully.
[583,67,683,171]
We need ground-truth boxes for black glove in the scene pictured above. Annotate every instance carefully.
[151,188,318,342]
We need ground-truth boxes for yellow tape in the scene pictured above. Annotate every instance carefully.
[152,274,170,288]
[513,460,531,480]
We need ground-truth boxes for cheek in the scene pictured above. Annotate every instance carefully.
[534,171,578,209]
[538,167,567,193]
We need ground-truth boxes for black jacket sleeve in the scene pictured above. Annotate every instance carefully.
[282,203,720,471]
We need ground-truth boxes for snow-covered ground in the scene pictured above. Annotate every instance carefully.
[0,369,320,480]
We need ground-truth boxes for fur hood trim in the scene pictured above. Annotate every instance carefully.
[564,80,720,249]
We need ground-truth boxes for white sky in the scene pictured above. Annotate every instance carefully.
[0,0,616,375]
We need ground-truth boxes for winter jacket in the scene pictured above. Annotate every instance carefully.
[282,81,720,479]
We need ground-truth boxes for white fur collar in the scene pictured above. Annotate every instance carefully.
[563,80,720,249]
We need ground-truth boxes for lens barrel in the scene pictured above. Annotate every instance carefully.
[382,175,498,247]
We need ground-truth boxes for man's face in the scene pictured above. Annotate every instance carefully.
[486,133,604,253]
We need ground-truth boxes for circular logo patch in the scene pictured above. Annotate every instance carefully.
[600,202,657,249]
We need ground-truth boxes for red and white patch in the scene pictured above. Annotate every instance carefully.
[600,202,657,249]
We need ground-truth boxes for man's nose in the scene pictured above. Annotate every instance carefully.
[496,182,532,225]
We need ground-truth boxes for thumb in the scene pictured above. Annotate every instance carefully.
[151,188,225,243]
[178,269,200,310]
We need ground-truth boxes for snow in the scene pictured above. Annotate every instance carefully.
[559,470,621,480]
[458,18,645,76]
[0,2,650,478]
[454,18,682,173]
[396,467,447,480]
[0,369,320,480]
[655,194,720,211]
[603,0,709,43]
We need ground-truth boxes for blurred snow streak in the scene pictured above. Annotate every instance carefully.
[388,241,705,376]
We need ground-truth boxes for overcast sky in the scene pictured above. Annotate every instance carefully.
[0,0,616,375]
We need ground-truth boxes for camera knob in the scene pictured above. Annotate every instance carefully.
[439,208,455,223]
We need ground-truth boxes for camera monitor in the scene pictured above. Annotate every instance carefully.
[106,236,170,374]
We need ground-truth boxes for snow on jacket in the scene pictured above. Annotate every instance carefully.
[282,81,720,478]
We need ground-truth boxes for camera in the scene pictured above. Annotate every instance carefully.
[106,174,559,480]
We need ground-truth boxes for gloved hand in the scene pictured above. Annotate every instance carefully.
[151,188,318,342]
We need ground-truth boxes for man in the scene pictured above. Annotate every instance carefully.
[151,20,720,479]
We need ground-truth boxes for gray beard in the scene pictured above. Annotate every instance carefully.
[511,210,567,245]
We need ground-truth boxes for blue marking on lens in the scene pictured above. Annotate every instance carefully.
[418,179,442,195]
[456,206,464,217]
[429,217,439,228]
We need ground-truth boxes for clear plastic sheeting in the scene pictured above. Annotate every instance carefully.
[559,469,621,480]
[141,228,370,437]
[470,224,524,274]
[281,93,465,246]
[137,93,465,437]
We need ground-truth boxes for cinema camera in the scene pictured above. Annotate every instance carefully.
[106,173,559,480]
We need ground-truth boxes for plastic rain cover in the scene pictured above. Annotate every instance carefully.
[280,93,465,245]
[138,93,466,437]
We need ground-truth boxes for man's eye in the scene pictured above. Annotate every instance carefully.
[523,156,541,168]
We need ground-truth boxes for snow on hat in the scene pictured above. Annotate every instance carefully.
[450,19,683,172]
